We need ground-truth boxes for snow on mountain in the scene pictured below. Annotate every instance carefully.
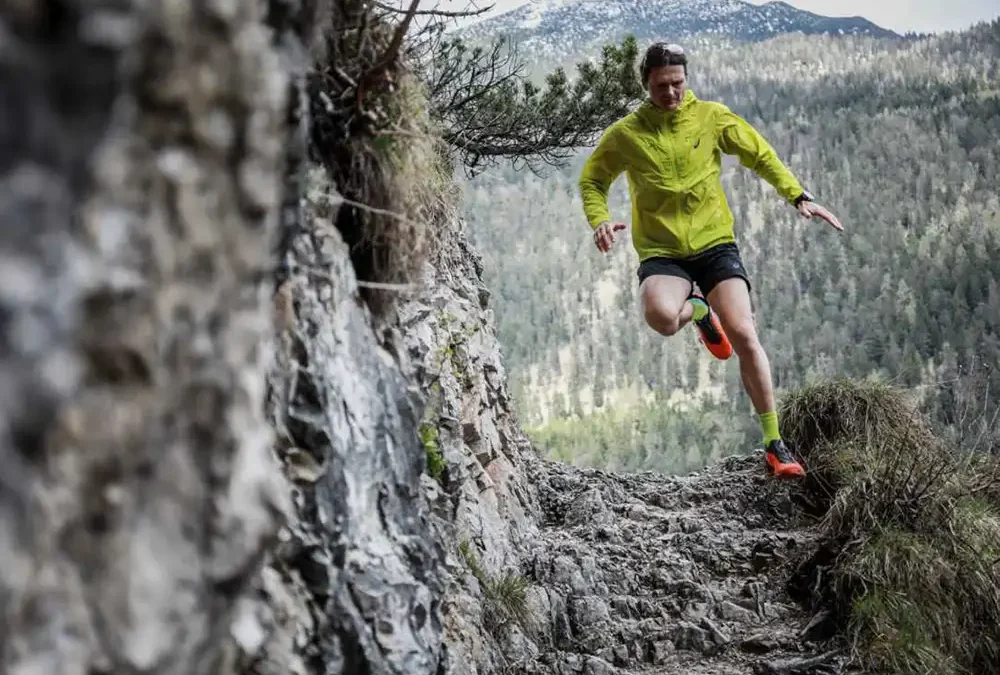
[456,0,899,66]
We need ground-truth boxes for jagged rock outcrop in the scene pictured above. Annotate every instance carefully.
[397,214,543,673]
[255,166,446,674]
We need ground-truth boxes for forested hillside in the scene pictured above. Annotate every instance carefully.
[462,21,1000,474]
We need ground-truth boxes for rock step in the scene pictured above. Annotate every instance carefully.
[510,454,826,674]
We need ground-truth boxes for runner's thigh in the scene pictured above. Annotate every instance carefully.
[639,273,693,321]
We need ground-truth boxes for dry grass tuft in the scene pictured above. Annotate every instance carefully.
[779,377,937,516]
[458,540,535,637]
[307,0,459,315]
[783,377,1000,675]
[779,377,927,452]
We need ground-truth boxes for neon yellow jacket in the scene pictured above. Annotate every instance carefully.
[579,89,805,260]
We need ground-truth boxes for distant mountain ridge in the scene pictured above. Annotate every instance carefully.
[456,0,900,65]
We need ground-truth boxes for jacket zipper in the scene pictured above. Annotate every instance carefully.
[667,116,689,256]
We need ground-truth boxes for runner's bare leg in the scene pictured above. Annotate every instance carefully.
[640,275,696,336]
[705,278,774,414]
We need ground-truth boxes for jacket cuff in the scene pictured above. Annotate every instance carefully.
[589,214,611,229]
[791,188,814,206]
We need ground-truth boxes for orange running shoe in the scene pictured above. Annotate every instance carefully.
[689,292,733,360]
[765,439,806,478]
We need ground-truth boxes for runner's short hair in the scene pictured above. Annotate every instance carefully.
[640,42,688,87]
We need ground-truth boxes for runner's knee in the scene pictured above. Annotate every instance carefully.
[727,320,760,354]
[644,302,681,336]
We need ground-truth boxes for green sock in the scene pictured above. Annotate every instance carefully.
[689,297,709,322]
[759,411,781,444]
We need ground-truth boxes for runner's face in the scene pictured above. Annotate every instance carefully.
[647,65,686,110]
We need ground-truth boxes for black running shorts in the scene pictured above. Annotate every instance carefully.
[636,242,751,297]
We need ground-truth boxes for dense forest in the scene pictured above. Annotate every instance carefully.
[460,21,1000,473]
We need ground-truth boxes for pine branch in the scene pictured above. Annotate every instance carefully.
[417,34,644,173]
[371,0,494,18]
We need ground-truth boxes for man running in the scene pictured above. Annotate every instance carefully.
[578,42,843,478]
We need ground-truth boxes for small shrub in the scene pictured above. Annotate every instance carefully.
[420,422,446,482]
[308,6,457,317]
[482,571,531,633]
[458,540,534,635]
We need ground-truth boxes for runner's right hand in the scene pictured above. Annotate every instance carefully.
[593,220,628,253]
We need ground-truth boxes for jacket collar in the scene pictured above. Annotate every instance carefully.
[636,89,697,128]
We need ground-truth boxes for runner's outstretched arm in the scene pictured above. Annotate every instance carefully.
[580,125,629,251]
[716,106,843,231]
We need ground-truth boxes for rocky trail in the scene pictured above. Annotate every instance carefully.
[507,454,845,675]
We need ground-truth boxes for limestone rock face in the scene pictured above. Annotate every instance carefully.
[256,170,447,675]
[0,0,291,672]
[397,215,543,674]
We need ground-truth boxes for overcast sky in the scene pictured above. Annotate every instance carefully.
[439,0,999,34]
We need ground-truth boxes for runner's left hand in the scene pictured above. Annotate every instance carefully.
[797,201,844,232]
